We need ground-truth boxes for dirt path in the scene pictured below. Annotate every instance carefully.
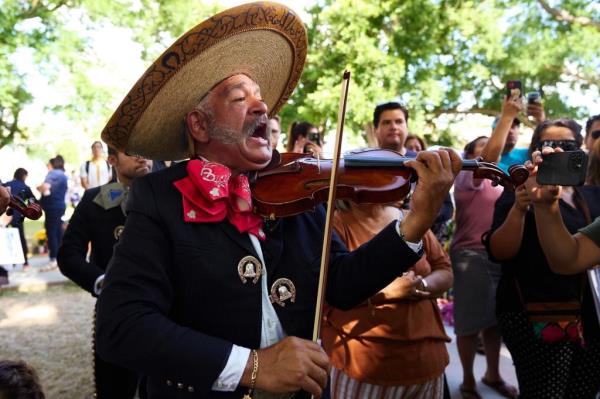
[0,284,95,399]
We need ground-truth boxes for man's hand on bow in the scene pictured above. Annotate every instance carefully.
[402,149,462,243]
[242,336,329,398]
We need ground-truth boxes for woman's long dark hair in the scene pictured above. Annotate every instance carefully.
[285,121,316,152]
[527,119,583,157]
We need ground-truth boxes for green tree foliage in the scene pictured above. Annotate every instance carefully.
[282,0,600,148]
[1,0,599,151]
[0,0,70,148]
[0,0,217,150]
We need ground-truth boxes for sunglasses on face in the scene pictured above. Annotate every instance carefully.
[591,130,600,140]
[535,140,580,151]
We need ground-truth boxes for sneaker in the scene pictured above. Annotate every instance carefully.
[40,260,58,272]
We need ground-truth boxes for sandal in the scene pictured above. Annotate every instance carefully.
[481,377,519,399]
[459,384,482,399]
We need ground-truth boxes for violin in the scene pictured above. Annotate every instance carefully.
[8,194,43,220]
[251,148,529,219]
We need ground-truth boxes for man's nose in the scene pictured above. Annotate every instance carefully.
[249,96,268,116]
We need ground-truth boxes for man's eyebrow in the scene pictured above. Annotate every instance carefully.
[223,82,261,97]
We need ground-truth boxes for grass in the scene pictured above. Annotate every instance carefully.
[0,283,95,398]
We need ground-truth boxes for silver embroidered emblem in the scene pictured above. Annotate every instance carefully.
[113,225,125,240]
[270,278,296,307]
[237,256,262,284]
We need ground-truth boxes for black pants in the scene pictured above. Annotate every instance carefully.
[44,208,65,260]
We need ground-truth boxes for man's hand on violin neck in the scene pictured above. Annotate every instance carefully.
[402,149,462,242]
[243,336,329,398]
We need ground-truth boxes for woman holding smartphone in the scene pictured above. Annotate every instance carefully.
[486,119,600,398]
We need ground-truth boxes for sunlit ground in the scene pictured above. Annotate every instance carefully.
[0,303,58,327]
[0,284,95,398]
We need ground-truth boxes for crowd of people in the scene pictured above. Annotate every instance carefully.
[1,3,600,399]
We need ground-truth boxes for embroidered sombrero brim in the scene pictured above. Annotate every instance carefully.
[101,1,307,161]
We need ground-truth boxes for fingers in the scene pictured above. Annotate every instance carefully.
[437,149,452,172]
[417,151,442,174]
[300,373,324,398]
[407,150,446,176]
[305,343,329,370]
[439,147,463,175]
[305,353,329,389]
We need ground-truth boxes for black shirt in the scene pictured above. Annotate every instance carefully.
[486,186,600,339]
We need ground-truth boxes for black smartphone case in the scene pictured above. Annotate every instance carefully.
[537,151,588,186]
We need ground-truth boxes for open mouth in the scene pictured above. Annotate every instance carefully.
[251,123,268,141]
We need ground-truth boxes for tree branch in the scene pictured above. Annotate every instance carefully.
[18,0,70,21]
[431,107,498,118]
[537,0,600,32]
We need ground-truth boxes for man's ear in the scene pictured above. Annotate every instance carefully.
[107,154,117,167]
[186,109,210,144]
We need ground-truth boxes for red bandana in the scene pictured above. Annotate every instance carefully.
[174,159,265,240]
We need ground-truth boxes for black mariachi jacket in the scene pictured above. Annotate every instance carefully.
[96,161,421,398]
[58,185,126,295]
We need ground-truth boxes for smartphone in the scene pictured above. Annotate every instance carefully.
[309,132,321,144]
[526,91,542,104]
[506,80,522,99]
[537,151,588,186]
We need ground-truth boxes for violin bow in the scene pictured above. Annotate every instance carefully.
[312,70,351,342]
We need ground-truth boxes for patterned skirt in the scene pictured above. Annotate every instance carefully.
[498,312,600,398]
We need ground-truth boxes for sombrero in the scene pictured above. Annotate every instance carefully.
[101,1,307,161]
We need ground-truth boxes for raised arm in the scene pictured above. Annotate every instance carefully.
[526,149,600,273]
[481,96,523,163]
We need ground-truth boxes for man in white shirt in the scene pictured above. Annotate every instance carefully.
[80,141,112,189]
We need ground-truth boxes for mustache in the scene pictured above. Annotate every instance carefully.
[242,115,268,138]
[208,114,269,144]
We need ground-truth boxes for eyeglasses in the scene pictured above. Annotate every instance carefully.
[591,130,600,140]
[535,140,580,151]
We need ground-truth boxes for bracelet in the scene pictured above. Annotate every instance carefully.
[244,349,259,399]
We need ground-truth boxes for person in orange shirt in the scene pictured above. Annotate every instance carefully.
[322,202,453,399]
[321,103,453,399]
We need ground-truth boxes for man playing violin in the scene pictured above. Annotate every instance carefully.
[96,3,461,399]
